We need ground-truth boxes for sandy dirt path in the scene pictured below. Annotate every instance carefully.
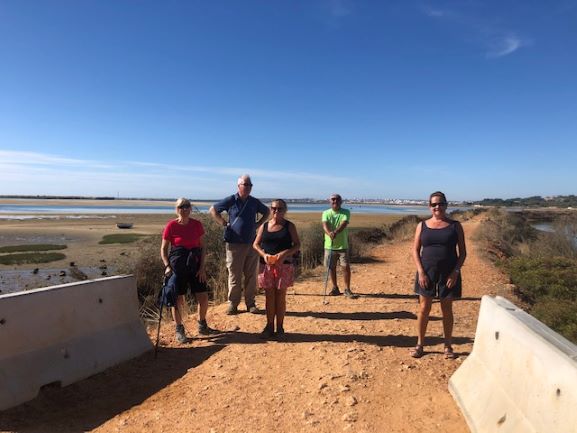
[0,218,508,433]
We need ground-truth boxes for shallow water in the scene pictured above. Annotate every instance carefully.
[0,266,117,295]
[0,203,471,219]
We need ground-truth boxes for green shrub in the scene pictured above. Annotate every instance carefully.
[0,244,67,253]
[475,209,538,258]
[476,209,577,344]
[506,256,577,303]
[99,234,148,244]
[531,298,577,344]
[0,252,66,265]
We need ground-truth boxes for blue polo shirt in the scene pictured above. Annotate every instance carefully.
[213,194,269,244]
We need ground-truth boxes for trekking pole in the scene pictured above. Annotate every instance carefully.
[322,240,333,305]
[154,275,167,359]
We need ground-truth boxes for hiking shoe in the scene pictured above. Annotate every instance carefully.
[198,320,218,336]
[344,288,359,299]
[328,287,341,296]
[247,304,260,314]
[226,304,238,315]
[260,324,275,339]
[175,324,187,344]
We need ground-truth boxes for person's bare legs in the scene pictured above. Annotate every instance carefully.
[172,295,186,325]
[265,288,276,327]
[329,263,338,289]
[172,295,188,342]
[440,298,454,346]
[343,264,351,289]
[195,292,209,322]
[410,295,433,357]
[275,288,287,331]
[416,295,433,346]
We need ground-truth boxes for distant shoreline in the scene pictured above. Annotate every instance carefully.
[0,195,438,206]
[0,198,213,208]
[0,197,437,210]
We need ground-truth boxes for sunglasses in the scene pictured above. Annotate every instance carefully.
[239,183,253,187]
[330,198,340,202]
[430,202,447,208]
[178,204,191,209]
[271,206,285,212]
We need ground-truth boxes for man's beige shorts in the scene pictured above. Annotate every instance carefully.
[324,249,350,267]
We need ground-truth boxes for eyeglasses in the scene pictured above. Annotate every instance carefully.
[271,207,285,212]
[239,183,253,187]
[430,202,447,208]
[330,198,340,202]
[178,205,191,209]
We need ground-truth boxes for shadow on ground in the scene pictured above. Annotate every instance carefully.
[208,331,472,348]
[0,345,224,433]
[285,310,417,321]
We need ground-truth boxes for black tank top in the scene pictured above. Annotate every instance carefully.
[260,221,293,255]
[420,220,459,270]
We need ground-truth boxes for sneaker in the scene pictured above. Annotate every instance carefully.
[328,286,341,296]
[247,304,260,314]
[198,320,218,335]
[226,304,238,315]
[344,288,359,299]
[175,324,187,344]
[260,324,274,339]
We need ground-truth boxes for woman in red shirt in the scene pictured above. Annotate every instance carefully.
[161,198,216,343]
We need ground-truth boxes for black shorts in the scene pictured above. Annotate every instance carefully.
[413,270,462,299]
[174,272,209,295]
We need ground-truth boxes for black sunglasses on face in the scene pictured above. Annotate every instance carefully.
[271,206,285,212]
[430,202,447,208]
[178,205,191,209]
[239,183,253,187]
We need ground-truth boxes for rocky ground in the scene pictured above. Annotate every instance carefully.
[0,217,509,433]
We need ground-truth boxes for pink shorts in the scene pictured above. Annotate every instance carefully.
[258,263,295,290]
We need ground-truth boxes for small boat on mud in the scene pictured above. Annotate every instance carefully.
[116,223,133,229]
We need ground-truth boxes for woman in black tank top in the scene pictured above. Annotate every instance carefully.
[253,199,301,339]
[410,192,467,359]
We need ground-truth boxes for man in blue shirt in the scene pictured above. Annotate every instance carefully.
[209,175,270,314]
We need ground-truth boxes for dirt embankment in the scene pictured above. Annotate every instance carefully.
[0,217,508,433]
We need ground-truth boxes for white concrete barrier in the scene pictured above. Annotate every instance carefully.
[0,276,152,411]
[449,295,577,433]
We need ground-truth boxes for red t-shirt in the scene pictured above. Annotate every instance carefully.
[162,218,205,249]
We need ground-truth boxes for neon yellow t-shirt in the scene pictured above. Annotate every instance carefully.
[322,208,350,250]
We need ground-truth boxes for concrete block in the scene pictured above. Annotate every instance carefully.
[0,276,152,411]
[449,295,577,433]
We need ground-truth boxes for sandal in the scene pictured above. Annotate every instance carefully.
[444,345,457,359]
[410,344,424,358]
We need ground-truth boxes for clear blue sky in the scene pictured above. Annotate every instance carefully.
[1,0,576,201]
